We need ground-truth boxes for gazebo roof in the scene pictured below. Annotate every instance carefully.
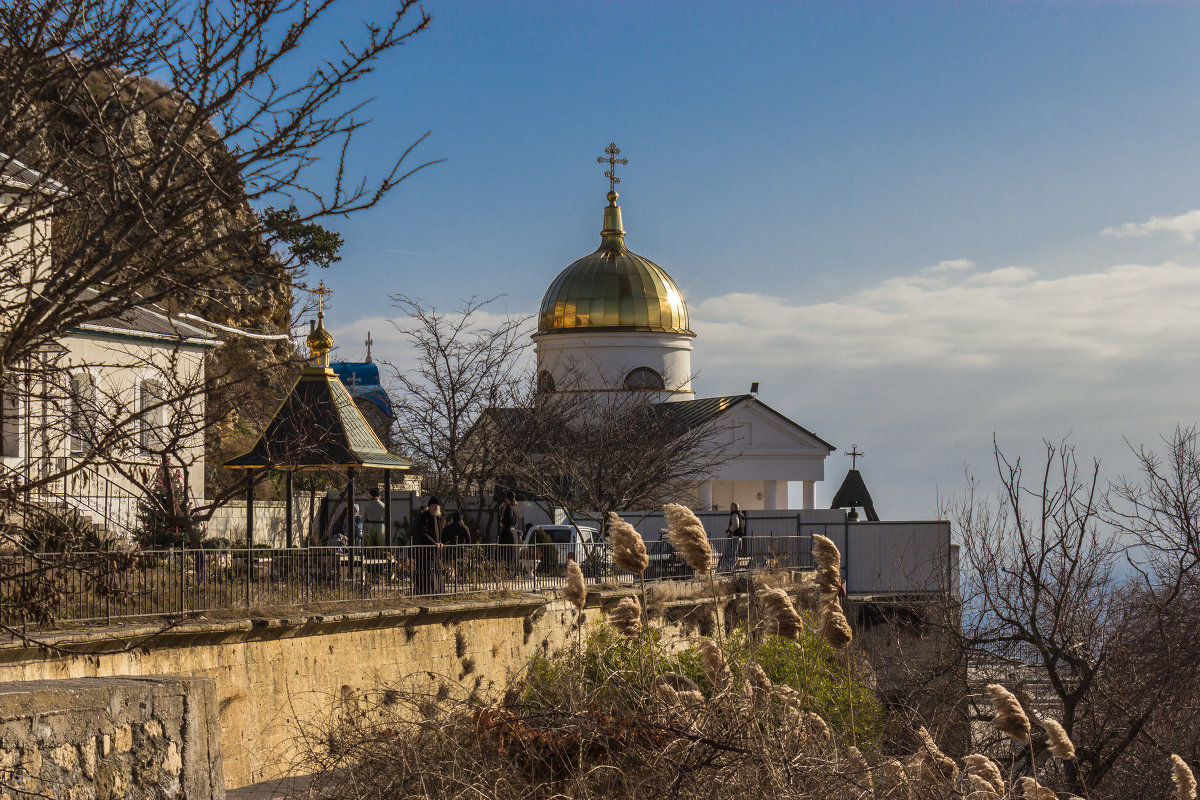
[224,365,411,471]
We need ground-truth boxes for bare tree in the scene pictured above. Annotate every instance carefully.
[484,370,733,526]
[951,435,1200,799]
[385,295,533,513]
[0,0,438,626]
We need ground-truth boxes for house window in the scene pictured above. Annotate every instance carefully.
[140,379,168,451]
[69,372,98,455]
[0,384,19,458]
[623,367,665,391]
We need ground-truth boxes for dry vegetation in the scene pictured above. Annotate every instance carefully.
[292,513,1194,799]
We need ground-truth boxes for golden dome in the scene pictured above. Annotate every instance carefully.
[537,192,692,336]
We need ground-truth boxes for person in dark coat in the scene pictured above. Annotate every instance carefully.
[410,496,444,595]
[443,512,470,547]
[498,491,520,569]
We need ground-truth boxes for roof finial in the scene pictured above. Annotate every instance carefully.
[364,330,373,363]
[306,279,335,368]
[847,444,864,470]
[597,142,628,197]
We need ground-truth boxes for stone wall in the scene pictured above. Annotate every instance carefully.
[0,676,223,800]
[0,593,684,790]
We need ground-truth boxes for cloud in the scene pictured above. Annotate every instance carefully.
[921,258,975,274]
[1102,209,1200,241]
[691,260,1200,371]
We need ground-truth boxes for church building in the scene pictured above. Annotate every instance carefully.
[531,146,835,511]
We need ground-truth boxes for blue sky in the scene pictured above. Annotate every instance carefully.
[301,1,1200,518]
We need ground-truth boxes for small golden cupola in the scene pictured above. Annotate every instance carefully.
[307,280,336,369]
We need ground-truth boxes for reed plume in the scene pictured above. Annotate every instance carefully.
[986,684,1031,742]
[913,726,958,784]
[654,680,679,706]
[608,596,642,639]
[963,753,1006,795]
[846,745,874,796]
[812,533,842,596]
[1173,754,1198,800]
[564,559,586,611]
[663,503,713,573]
[746,661,771,692]
[761,586,805,640]
[606,511,648,575]
[1017,776,1057,800]
[966,774,1003,799]
[820,597,854,649]
[878,759,912,800]
[698,637,732,691]
[1043,718,1075,761]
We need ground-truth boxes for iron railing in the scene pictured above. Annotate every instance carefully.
[0,536,818,626]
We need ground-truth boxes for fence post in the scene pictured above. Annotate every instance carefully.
[245,475,254,609]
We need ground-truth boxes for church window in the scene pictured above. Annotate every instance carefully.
[140,379,168,451]
[69,372,98,455]
[623,367,664,391]
[537,370,556,394]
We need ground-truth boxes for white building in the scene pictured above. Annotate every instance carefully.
[532,185,834,511]
[1,155,219,537]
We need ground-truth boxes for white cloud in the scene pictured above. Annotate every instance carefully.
[1102,209,1200,241]
[921,258,975,274]
[691,260,1200,371]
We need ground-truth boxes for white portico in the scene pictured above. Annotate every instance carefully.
[531,145,835,510]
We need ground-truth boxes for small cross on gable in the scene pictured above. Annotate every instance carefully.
[847,444,864,470]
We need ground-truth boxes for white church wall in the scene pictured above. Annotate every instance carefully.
[534,329,694,401]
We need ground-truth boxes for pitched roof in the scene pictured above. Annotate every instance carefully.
[224,366,411,470]
[69,288,219,347]
[830,468,879,521]
[0,153,68,195]
[655,395,836,451]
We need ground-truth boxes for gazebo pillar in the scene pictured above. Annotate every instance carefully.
[346,466,356,579]
[384,469,393,546]
[285,471,294,548]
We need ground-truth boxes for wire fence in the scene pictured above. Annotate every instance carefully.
[0,536,817,626]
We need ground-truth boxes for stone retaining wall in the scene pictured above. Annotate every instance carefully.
[0,676,222,800]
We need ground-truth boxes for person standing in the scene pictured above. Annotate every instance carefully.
[723,502,747,570]
[499,491,520,569]
[410,496,444,595]
[443,512,470,547]
[362,488,386,547]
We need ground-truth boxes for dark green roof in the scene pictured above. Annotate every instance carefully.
[224,367,411,470]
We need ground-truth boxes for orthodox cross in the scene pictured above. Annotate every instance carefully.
[364,331,373,363]
[315,279,331,316]
[847,445,864,470]
[596,142,628,193]
[344,372,362,388]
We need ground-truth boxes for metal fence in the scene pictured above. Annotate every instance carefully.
[0,536,818,626]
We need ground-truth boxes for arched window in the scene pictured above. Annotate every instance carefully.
[537,370,556,394]
[623,367,665,391]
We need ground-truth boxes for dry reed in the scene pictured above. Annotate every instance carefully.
[1173,754,1198,800]
[1017,776,1058,800]
[877,759,912,800]
[819,598,853,649]
[846,745,873,796]
[564,560,586,611]
[986,683,1031,742]
[811,533,842,596]
[760,586,805,640]
[1043,718,1075,761]
[912,726,958,786]
[606,511,648,575]
[608,596,642,639]
[698,637,732,692]
[963,753,1006,796]
[663,503,714,573]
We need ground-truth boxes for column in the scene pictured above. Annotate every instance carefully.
[802,480,815,510]
[764,480,778,510]
[775,481,789,509]
[698,480,713,511]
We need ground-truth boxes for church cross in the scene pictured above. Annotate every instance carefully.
[315,279,331,316]
[847,445,864,470]
[596,142,628,193]
[345,372,362,387]
[364,331,373,363]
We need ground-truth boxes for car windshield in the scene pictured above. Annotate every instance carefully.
[547,530,573,545]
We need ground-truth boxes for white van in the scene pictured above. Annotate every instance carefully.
[521,524,603,573]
